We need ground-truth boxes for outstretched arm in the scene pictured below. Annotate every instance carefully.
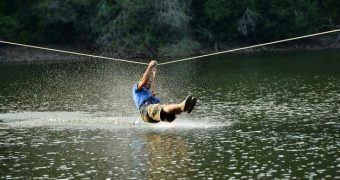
[137,60,157,90]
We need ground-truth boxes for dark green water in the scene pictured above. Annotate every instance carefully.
[0,51,339,179]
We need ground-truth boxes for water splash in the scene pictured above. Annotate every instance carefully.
[0,111,226,130]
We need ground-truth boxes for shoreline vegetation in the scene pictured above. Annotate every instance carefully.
[0,0,339,64]
[1,38,339,64]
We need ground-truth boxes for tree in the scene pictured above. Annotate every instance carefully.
[0,0,338,56]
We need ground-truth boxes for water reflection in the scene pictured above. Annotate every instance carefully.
[136,133,190,178]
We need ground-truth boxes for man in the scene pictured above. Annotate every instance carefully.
[132,60,197,123]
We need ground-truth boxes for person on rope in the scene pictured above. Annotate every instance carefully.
[132,60,197,123]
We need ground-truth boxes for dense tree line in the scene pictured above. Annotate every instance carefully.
[0,0,339,57]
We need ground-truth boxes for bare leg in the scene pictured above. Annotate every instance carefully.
[162,95,193,115]
[162,104,182,114]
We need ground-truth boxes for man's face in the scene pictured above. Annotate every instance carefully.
[145,80,151,90]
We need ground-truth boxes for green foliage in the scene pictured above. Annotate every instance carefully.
[31,0,96,44]
[159,38,200,58]
[204,0,232,21]
[238,8,258,36]
[252,0,320,40]
[0,0,338,57]
[192,0,322,45]
[0,0,28,41]
[94,0,194,52]
[318,0,340,28]
[0,14,20,40]
[93,0,153,49]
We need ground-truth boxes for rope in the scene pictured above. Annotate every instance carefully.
[151,68,157,95]
[0,40,148,65]
[1,29,339,66]
[158,29,340,66]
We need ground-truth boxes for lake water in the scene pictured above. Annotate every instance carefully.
[0,51,339,179]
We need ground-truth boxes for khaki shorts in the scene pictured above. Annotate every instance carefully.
[140,104,164,123]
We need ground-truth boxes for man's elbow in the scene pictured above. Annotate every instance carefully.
[137,81,147,90]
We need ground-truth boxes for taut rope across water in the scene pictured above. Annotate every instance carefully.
[1,29,339,66]
[158,29,340,66]
[0,40,148,65]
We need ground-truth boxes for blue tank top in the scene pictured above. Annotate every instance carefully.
[132,84,160,110]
